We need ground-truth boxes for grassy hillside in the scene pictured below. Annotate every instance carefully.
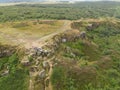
[0,2,120,89]
[0,17,120,90]
[0,44,29,90]
[0,18,120,90]
[51,19,120,90]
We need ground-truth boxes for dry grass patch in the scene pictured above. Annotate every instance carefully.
[0,20,64,45]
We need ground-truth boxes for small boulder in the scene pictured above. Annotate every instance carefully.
[62,38,67,43]
[80,31,86,39]
[86,24,93,31]
[1,70,9,76]
[42,61,50,69]
[21,57,30,66]
[39,69,46,79]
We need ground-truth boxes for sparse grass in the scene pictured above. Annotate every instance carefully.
[0,20,63,45]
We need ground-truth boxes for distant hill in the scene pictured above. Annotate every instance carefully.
[0,0,44,3]
[0,0,120,3]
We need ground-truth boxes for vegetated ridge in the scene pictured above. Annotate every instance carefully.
[0,18,120,90]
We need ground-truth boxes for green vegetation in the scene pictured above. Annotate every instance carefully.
[63,40,101,61]
[0,2,120,22]
[0,69,29,90]
[51,66,78,90]
[0,53,29,90]
[0,1,120,90]
[51,19,120,90]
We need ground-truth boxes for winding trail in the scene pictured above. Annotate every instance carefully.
[27,20,72,90]
[25,20,72,49]
[44,61,53,90]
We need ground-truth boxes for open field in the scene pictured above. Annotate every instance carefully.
[0,20,65,47]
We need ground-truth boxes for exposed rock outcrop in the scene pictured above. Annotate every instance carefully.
[0,70,9,76]
[80,31,86,39]
[86,22,99,31]
[20,26,88,90]
[29,47,50,57]
[42,61,50,70]
[0,44,15,58]
[39,69,46,79]
[21,56,30,66]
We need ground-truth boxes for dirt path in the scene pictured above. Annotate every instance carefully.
[29,79,34,90]
[24,20,72,49]
[44,61,53,90]
[44,56,56,90]
[0,20,71,48]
